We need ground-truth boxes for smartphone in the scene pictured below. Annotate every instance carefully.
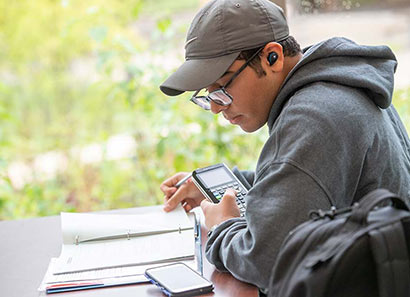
[145,263,214,297]
[192,163,248,214]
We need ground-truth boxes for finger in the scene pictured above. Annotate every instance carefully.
[160,172,188,193]
[220,189,241,217]
[220,188,237,205]
[200,199,212,214]
[163,185,190,212]
[183,203,193,212]
[163,187,177,200]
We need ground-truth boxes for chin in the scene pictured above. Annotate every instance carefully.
[239,122,265,133]
[239,124,258,133]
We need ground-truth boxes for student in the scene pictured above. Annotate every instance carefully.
[159,0,410,292]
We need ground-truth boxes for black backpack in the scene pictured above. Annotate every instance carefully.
[267,189,410,297]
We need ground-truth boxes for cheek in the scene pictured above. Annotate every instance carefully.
[230,82,258,108]
[236,80,269,112]
[228,68,273,116]
[237,81,273,127]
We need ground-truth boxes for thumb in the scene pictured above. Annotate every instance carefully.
[200,199,212,213]
[220,188,237,206]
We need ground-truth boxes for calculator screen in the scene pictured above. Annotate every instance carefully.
[198,167,233,187]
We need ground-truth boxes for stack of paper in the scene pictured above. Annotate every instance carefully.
[38,205,198,293]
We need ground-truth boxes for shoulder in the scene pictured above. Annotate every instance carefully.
[258,81,378,176]
[274,81,380,139]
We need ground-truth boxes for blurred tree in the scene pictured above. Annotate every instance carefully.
[296,0,410,13]
[0,0,408,220]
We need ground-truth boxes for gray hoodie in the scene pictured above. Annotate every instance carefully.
[205,37,410,290]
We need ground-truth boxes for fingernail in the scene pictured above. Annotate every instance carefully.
[164,204,171,211]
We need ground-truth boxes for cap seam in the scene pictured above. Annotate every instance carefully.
[216,2,227,56]
[256,0,277,40]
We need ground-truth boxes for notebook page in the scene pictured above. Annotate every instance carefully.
[54,205,195,274]
[61,205,192,244]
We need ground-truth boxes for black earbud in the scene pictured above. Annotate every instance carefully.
[267,52,278,66]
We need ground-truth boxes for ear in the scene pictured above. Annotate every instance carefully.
[261,42,284,73]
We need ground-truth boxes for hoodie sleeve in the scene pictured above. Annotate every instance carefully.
[205,161,331,289]
[232,166,254,190]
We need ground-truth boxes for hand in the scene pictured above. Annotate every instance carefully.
[200,188,241,229]
[160,172,205,212]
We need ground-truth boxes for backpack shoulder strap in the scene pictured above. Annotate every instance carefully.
[348,189,409,225]
[370,220,410,297]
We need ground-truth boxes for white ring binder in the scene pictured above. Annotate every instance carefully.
[72,226,194,245]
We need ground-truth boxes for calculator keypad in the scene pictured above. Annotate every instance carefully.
[211,182,247,215]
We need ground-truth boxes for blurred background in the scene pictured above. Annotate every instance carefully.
[0,0,409,220]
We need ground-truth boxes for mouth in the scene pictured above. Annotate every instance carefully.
[225,114,242,124]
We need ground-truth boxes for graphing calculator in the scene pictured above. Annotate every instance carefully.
[192,163,248,214]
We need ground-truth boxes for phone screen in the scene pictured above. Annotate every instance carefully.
[146,263,213,294]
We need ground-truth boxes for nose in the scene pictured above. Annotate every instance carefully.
[209,100,229,114]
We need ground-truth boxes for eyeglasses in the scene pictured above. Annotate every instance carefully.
[190,47,264,111]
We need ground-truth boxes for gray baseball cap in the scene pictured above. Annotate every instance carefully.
[160,0,289,96]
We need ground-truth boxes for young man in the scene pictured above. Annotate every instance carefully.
[159,0,410,291]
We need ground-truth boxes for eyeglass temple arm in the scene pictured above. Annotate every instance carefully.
[224,46,264,89]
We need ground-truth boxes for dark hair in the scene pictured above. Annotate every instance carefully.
[237,36,302,77]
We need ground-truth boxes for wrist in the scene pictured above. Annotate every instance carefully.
[207,223,221,238]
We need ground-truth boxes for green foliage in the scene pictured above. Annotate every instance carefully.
[142,0,198,14]
[0,0,409,220]
[393,87,410,132]
[0,0,267,220]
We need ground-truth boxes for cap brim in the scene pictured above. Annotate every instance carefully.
[160,52,240,96]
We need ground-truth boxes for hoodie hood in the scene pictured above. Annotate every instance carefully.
[267,37,397,132]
